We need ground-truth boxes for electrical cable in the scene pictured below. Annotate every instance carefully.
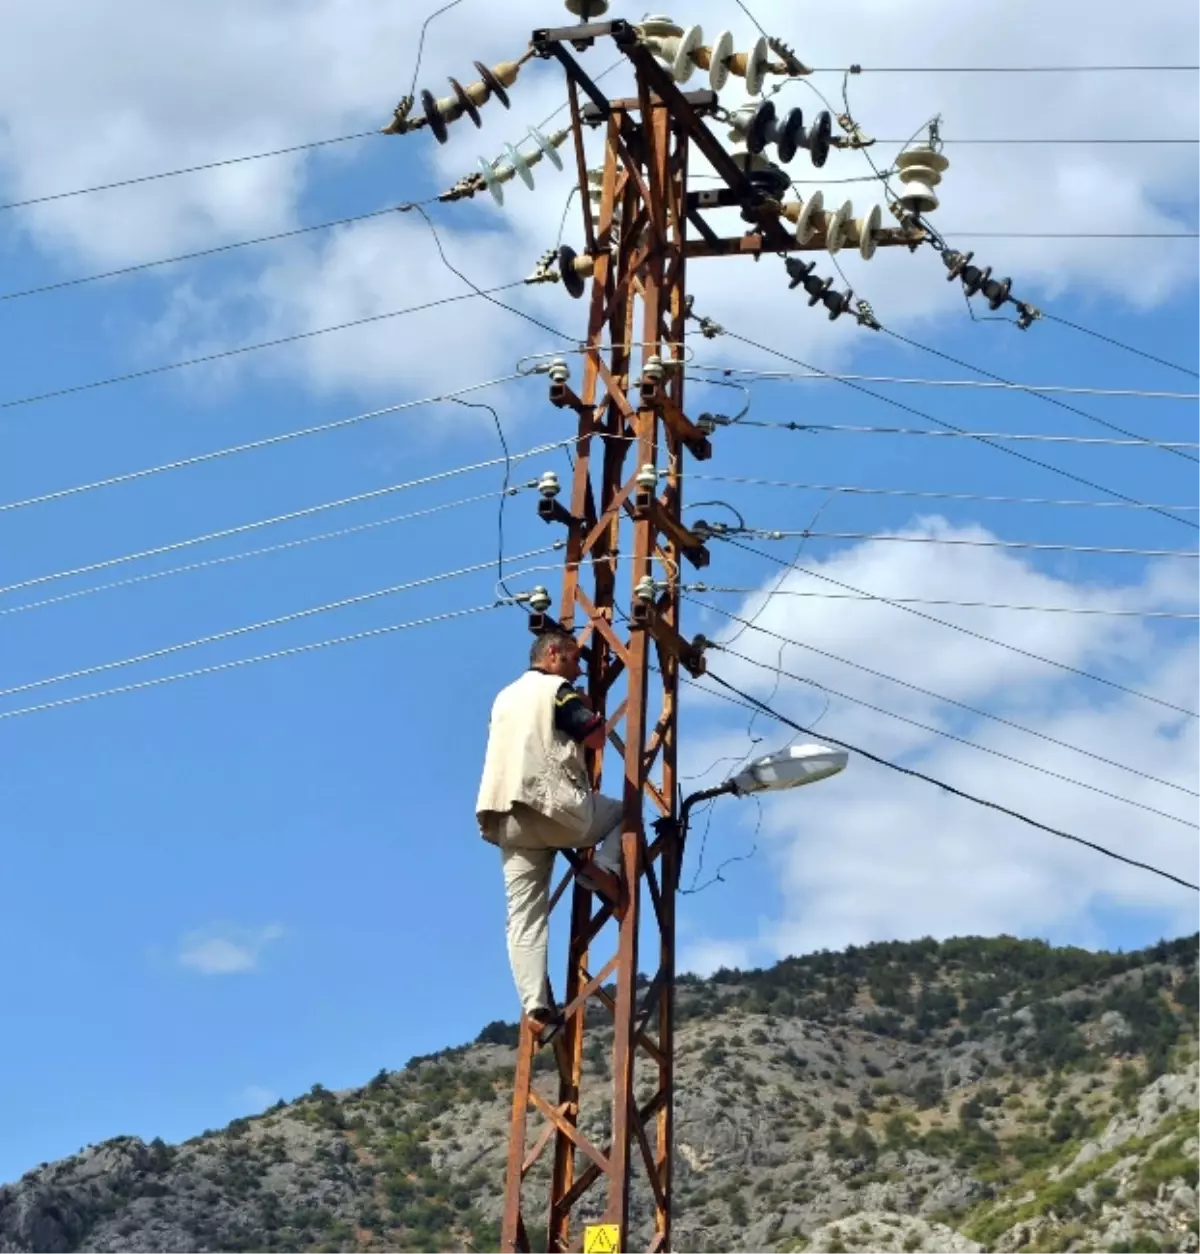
[0,204,430,303]
[1041,313,1199,381]
[0,133,382,215]
[878,326,1199,464]
[869,138,1199,144]
[0,604,502,725]
[706,639,1196,827]
[407,0,465,97]
[449,396,516,600]
[683,596,1198,798]
[695,586,1199,622]
[940,232,1197,240]
[0,66,625,308]
[0,546,558,704]
[813,65,1200,73]
[0,283,535,417]
[734,419,1200,450]
[709,324,1198,531]
[685,474,1200,514]
[408,203,574,342]
[0,490,511,621]
[718,535,1199,720]
[743,530,1199,560]
[699,668,1200,892]
[689,365,1199,402]
[0,428,565,598]
[0,373,528,517]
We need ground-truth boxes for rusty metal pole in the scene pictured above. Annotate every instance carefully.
[500,14,927,1243]
[500,42,707,1253]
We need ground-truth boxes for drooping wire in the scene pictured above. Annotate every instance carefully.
[718,535,1199,720]
[407,0,465,97]
[450,397,517,600]
[700,669,1199,893]
[407,203,574,343]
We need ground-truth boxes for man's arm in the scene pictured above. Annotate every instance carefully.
[555,684,606,751]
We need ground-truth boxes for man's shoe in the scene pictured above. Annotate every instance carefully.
[576,862,622,903]
[527,1006,563,1045]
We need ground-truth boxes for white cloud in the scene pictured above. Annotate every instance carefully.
[0,0,1194,404]
[678,521,1198,958]
[177,923,285,975]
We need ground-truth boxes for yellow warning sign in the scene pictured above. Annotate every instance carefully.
[583,1223,620,1253]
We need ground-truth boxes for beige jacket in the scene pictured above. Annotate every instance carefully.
[476,669,593,843]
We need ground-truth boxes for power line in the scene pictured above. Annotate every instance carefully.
[0,430,564,597]
[734,418,1199,450]
[0,547,555,704]
[744,530,1200,560]
[870,137,1199,144]
[707,324,1198,531]
[1041,312,1199,381]
[686,474,1200,514]
[0,604,500,725]
[689,366,1199,402]
[0,283,561,417]
[0,132,381,214]
[877,325,1199,464]
[700,669,1199,893]
[708,640,1196,826]
[685,597,1198,798]
[0,205,418,303]
[695,586,1199,622]
[408,203,573,342]
[718,536,1199,719]
[0,490,507,621]
[0,373,528,516]
[815,65,1200,73]
[940,232,1197,240]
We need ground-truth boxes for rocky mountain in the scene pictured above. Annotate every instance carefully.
[2,934,1196,1253]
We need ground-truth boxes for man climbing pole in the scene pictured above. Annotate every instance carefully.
[477,631,624,1037]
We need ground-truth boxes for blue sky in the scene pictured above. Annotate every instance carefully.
[0,0,1196,1187]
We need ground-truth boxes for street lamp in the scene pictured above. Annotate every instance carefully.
[664,744,848,889]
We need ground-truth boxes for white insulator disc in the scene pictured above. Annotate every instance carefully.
[528,126,564,171]
[859,203,882,260]
[744,35,769,95]
[709,30,734,91]
[477,156,504,205]
[827,200,853,254]
[505,143,535,190]
[795,190,824,245]
[674,24,703,82]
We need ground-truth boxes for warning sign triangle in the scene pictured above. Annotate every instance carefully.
[583,1223,620,1253]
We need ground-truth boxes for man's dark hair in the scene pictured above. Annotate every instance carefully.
[530,630,577,667]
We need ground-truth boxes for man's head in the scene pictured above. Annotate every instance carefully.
[530,630,584,681]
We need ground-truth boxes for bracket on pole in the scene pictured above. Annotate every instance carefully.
[630,601,707,677]
[638,382,712,460]
[629,491,710,569]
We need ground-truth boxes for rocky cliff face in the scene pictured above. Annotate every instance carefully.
[2,934,1196,1253]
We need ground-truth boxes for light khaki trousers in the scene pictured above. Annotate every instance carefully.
[497,796,623,1016]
